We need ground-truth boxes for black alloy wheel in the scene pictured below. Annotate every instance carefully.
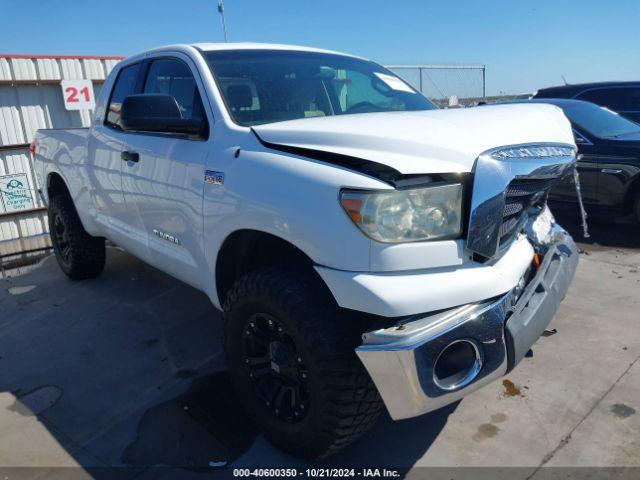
[48,193,105,279]
[242,312,309,423]
[52,212,72,266]
[223,267,383,458]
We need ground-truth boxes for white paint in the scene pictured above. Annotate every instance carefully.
[253,104,574,175]
[316,236,534,317]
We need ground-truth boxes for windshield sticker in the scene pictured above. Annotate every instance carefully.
[374,73,415,93]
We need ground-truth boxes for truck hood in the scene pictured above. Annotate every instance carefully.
[252,104,575,174]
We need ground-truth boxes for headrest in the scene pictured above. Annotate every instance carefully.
[226,84,253,110]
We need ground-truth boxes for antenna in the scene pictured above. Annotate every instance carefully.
[217,0,228,42]
[561,75,568,85]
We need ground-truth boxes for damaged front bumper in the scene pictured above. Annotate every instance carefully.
[356,225,578,420]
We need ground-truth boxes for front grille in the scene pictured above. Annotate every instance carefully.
[467,144,575,258]
[499,177,561,245]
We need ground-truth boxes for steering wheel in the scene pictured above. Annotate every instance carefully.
[345,101,378,114]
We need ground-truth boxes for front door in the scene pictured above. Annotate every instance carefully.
[120,55,212,288]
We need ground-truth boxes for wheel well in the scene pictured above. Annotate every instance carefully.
[47,172,70,199]
[215,230,329,306]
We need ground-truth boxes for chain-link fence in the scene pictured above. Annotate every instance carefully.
[387,64,486,107]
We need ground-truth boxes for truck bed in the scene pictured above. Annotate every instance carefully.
[33,127,90,204]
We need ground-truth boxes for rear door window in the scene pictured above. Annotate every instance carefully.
[577,87,640,111]
[106,63,141,129]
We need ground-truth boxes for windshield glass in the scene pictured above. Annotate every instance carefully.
[561,102,640,138]
[204,50,437,126]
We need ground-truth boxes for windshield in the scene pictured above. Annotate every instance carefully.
[560,102,640,138]
[204,50,437,126]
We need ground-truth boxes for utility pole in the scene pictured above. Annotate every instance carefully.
[217,0,228,42]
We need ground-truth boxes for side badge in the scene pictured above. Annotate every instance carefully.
[204,170,225,185]
[153,229,180,245]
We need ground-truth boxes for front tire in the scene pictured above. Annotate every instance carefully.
[48,193,105,280]
[223,268,383,458]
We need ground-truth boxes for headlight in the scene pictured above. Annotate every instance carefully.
[340,183,463,243]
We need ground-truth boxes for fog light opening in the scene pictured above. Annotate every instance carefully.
[433,340,482,391]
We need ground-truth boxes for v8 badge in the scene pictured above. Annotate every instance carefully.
[204,170,224,185]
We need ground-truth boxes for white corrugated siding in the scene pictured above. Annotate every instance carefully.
[10,58,38,80]
[36,58,61,80]
[82,59,106,80]
[1,56,118,82]
[0,59,11,81]
[60,59,84,79]
[0,83,104,149]
[0,88,25,145]
[0,55,120,258]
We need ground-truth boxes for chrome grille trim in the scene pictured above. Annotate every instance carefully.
[500,177,558,245]
[492,145,575,159]
[467,143,576,258]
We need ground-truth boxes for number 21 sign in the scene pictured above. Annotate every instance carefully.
[61,79,95,111]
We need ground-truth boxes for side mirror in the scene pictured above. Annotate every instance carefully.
[573,130,590,146]
[120,94,207,137]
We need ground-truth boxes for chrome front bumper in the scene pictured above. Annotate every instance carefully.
[356,227,578,420]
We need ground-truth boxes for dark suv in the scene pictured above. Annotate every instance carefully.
[533,82,640,123]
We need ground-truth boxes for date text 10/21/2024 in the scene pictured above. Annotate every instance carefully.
[232,468,401,478]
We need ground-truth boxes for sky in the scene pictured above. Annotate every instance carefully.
[1,0,639,96]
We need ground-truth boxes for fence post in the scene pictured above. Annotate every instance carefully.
[482,66,486,99]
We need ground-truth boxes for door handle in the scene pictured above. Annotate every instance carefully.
[601,168,622,174]
[121,151,139,163]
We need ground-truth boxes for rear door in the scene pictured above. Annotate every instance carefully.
[119,54,212,287]
[86,62,141,241]
[576,87,640,123]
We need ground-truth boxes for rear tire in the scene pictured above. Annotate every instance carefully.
[635,192,640,224]
[48,193,105,280]
[223,267,382,459]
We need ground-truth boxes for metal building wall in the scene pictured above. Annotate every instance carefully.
[0,54,121,266]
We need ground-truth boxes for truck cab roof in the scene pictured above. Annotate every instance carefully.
[193,42,353,57]
[121,42,360,63]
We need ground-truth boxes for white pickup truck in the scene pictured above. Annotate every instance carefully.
[33,43,579,458]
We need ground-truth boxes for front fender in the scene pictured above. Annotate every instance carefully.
[201,147,389,307]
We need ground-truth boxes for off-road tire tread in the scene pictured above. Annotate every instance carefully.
[223,267,383,458]
[49,193,105,280]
